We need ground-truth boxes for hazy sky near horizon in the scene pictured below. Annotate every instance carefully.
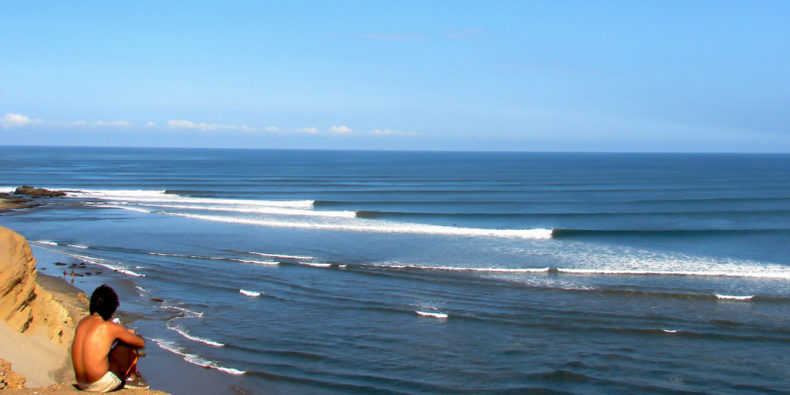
[1,1,789,152]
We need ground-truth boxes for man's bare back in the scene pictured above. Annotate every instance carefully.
[72,314,145,383]
[72,284,147,391]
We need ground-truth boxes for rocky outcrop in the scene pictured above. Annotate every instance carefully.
[0,193,32,212]
[0,227,73,348]
[13,186,66,198]
[0,359,26,389]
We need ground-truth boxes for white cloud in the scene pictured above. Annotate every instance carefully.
[298,127,320,134]
[329,125,353,134]
[145,122,158,128]
[166,119,254,132]
[265,126,279,132]
[1,113,40,128]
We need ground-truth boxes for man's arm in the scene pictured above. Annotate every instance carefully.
[110,322,145,348]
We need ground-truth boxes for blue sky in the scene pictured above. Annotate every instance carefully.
[1,1,789,152]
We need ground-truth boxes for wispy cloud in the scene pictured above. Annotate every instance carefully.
[274,125,418,136]
[166,119,255,132]
[87,120,131,128]
[2,113,130,129]
[297,127,320,134]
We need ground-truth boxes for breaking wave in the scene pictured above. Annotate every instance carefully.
[164,212,553,240]
[416,311,449,319]
[239,289,261,297]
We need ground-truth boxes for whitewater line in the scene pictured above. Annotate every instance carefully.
[163,212,553,240]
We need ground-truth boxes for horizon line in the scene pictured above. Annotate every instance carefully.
[2,144,790,155]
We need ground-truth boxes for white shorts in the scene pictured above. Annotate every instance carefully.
[77,370,122,392]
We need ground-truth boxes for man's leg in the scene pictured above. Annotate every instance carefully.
[108,343,138,380]
[108,343,149,389]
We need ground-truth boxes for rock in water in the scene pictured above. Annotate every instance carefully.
[13,186,65,198]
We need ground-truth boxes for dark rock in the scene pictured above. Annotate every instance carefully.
[0,193,26,203]
[54,262,67,266]
[14,186,66,198]
[150,297,164,303]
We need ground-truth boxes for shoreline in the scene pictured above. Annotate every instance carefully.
[1,187,267,394]
[26,243,254,395]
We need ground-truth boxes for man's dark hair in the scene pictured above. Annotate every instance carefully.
[90,284,119,321]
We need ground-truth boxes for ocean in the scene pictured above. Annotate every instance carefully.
[1,146,789,394]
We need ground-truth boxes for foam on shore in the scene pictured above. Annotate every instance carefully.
[167,325,224,347]
[151,338,245,376]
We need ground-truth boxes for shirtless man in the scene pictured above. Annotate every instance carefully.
[72,284,148,392]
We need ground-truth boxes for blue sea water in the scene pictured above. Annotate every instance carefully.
[2,146,790,394]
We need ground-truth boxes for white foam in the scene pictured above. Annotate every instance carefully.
[151,338,244,375]
[166,212,553,240]
[232,259,279,266]
[148,252,186,257]
[67,244,89,249]
[662,329,679,334]
[416,311,449,319]
[71,254,145,277]
[167,325,224,347]
[136,202,355,218]
[0,187,16,193]
[35,240,58,246]
[300,262,332,268]
[163,305,204,318]
[93,204,151,213]
[384,264,550,274]
[249,252,314,260]
[715,294,754,301]
[540,242,790,281]
[558,268,790,280]
[68,189,313,209]
[239,289,261,297]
